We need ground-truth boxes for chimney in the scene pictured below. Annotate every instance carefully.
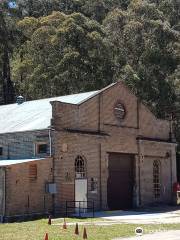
[16,96,24,104]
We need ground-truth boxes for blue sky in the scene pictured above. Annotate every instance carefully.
[8,1,16,8]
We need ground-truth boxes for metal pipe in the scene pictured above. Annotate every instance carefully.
[2,167,6,222]
[170,150,173,203]
[48,129,52,157]
[137,140,141,206]
[99,143,102,210]
[48,128,55,215]
[98,94,101,132]
[98,93,102,209]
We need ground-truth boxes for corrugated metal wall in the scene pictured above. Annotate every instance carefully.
[0,130,51,160]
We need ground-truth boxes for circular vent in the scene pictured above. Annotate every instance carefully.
[114,102,126,120]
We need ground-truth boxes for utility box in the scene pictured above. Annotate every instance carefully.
[45,183,57,194]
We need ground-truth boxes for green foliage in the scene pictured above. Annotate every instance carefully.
[0,0,179,147]
[0,0,21,104]
[12,11,114,98]
[103,0,179,118]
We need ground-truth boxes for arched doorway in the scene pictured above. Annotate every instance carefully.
[74,155,87,212]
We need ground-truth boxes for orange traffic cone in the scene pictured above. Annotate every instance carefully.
[44,233,48,240]
[63,218,67,229]
[74,223,79,235]
[83,227,87,239]
[48,215,51,225]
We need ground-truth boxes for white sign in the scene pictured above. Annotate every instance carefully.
[135,227,143,236]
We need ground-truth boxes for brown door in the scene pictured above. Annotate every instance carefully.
[107,153,134,210]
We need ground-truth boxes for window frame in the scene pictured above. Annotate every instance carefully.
[35,142,48,155]
[90,177,98,193]
[75,155,86,179]
[0,146,3,156]
[153,160,161,199]
[114,101,126,121]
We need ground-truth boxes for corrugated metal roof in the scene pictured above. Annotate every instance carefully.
[0,158,46,166]
[0,90,99,134]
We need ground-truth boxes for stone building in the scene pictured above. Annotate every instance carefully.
[0,158,53,222]
[0,81,177,220]
[51,81,177,211]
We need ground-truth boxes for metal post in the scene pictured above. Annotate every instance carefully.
[79,201,81,218]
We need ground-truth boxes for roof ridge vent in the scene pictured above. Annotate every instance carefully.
[16,96,24,104]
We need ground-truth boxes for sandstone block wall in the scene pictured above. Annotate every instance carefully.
[51,82,177,211]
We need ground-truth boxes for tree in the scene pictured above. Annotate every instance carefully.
[0,0,20,104]
[149,0,179,28]
[103,0,180,118]
[12,11,114,99]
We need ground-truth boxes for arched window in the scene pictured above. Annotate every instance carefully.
[153,160,161,199]
[75,155,86,178]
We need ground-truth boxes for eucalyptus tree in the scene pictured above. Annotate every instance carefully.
[103,0,180,119]
[0,0,20,104]
[12,11,114,99]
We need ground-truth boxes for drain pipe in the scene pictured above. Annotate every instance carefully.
[99,143,102,210]
[2,168,6,223]
[137,140,141,207]
[48,128,52,157]
[48,128,55,215]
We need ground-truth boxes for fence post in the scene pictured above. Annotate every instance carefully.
[79,202,81,217]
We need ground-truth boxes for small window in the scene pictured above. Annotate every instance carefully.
[90,178,98,193]
[75,155,86,178]
[114,102,126,120]
[37,143,47,154]
[153,160,161,199]
[0,147,3,156]
[29,164,37,181]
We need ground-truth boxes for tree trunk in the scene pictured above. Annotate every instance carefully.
[0,10,15,104]
[2,45,15,104]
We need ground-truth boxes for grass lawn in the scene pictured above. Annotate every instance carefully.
[0,218,180,240]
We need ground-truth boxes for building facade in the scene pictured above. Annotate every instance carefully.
[51,82,177,211]
[0,157,53,221]
[0,81,177,220]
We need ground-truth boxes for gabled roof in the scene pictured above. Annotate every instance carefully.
[0,82,119,134]
[0,90,99,134]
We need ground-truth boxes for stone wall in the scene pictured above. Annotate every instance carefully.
[51,82,177,211]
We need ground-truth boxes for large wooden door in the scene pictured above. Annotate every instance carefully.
[107,153,134,210]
